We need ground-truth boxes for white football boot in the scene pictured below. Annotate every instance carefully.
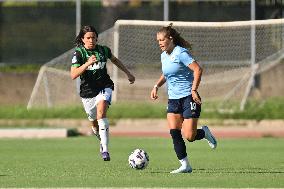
[170,165,192,174]
[170,157,192,173]
[202,126,217,149]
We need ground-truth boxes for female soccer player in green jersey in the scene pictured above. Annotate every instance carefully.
[150,23,217,173]
[71,25,135,161]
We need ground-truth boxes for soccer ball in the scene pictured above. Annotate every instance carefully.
[128,149,149,170]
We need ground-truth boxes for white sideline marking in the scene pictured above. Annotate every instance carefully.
[0,128,68,138]
[1,188,283,189]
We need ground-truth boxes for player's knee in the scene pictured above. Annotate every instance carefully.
[96,101,108,120]
[96,110,106,120]
[184,131,197,142]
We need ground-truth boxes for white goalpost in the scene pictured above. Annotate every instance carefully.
[27,19,284,111]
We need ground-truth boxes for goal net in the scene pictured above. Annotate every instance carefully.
[27,19,284,111]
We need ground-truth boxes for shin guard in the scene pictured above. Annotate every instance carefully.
[170,129,187,160]
[98,118,109,152]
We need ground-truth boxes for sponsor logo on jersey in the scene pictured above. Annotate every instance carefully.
[87,61,106,70]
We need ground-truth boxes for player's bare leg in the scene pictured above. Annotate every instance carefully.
[91,120,100,141]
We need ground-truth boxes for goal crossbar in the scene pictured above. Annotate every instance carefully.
[115,19,284,27]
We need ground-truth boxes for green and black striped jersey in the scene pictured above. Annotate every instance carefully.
[71,45,114,98]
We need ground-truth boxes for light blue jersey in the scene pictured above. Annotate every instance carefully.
[161,45,195,99]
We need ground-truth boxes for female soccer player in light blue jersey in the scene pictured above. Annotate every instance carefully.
[150,23,217,173]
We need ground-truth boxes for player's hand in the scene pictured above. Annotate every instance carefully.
[86,55,97,66]
[127,74,135,84]
[150,87,158,100]
[192,90,202,105]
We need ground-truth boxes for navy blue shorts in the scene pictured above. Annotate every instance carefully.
[167,95,201,119]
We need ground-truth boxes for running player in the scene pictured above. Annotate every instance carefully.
[71,25,135,161]
[150,23,217,173]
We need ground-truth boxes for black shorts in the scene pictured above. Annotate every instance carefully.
[167,95,201,119]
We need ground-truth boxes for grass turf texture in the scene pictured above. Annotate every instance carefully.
[0,97,284,120]
[0,137,283,188]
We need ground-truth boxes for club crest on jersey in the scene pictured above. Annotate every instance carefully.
[170,55,176,61]
[98,54,104,61]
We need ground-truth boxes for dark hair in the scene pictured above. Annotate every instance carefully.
[158,23,192,50]
[75,25,98,47]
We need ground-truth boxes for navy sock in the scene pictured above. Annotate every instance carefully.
[187,129,205,142]
[170,129,187,160]
[195,129,205,140]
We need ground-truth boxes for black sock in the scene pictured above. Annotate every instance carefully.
[195,129,205,140]
[187,129,205,142]
[170,129,187,160]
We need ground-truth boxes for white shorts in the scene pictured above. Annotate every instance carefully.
[81,88,112,121]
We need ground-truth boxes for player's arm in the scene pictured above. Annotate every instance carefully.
[70,52,97,80]
[150,75,166,100]
[180,51,203,104]
[110,54,135,84]
[188,61,203,105]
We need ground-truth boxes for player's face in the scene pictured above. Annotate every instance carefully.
[157,32,173,52]
[82,32,97,49]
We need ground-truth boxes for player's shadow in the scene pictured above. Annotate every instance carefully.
[196,168,284,174]
[0,174,8,177]
[150,167,284,174]
[150,171,174,174]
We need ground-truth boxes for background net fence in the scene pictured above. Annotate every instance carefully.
[27,19,284,111]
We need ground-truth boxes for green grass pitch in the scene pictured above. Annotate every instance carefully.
[0,137,283,188]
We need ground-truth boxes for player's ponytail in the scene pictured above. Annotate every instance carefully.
[158,23,192,51]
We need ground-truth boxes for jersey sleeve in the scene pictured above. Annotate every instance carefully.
[102,46,112,59]
[71,50,82,67]
[179,51,195,67]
